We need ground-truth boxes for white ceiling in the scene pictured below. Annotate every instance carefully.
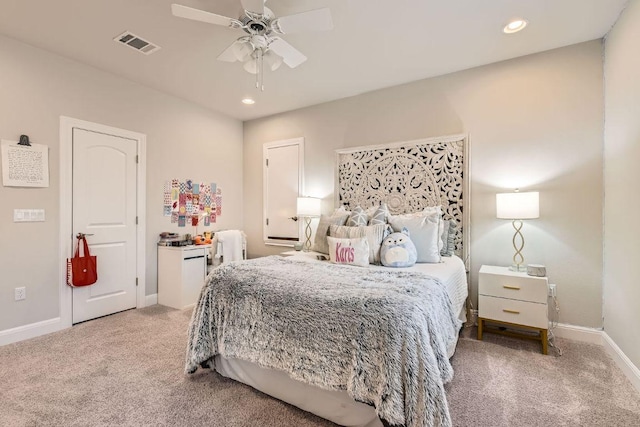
[0,0,628,121]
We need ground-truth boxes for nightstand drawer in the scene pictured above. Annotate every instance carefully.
[479,271,547,303]
[479,295,548,329]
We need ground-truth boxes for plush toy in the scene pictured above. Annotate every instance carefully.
[380,227,417,268]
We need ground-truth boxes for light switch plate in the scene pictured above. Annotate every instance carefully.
[13,209,45,222]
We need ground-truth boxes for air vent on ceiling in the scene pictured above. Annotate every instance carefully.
[114,31,160,55]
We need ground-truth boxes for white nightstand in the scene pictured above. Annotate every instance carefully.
[477,265,549,354]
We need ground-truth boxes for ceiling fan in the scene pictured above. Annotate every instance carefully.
[171,0,333,90]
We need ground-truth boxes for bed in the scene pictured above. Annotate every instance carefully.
[186,135,469,427]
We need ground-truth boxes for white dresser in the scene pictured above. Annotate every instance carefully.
[158,245,210,309]
[477,265,549,354]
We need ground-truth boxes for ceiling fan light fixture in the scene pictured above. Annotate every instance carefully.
[264,50,283,71]
[503,18,528,34]
[243,58,258,74]
[232,40,254,62]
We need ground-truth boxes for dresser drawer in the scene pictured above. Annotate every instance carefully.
[479,271,547,303]
[479,295,548,329]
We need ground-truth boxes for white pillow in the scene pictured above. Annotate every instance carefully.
[312,212,349,254]
[389,206,445,251]
[329,223,388,264]
[327,236,370,267]
[388,211,441,263]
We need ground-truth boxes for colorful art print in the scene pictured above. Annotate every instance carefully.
[165,179,223,226]
[191,215,199,227]
[204,215,210,227]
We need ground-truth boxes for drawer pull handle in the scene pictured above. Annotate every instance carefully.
[503,285,521,290]
[503,309,520,314]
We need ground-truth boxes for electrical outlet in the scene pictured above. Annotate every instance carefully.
[548,283,557,298]
[15,287,26,301]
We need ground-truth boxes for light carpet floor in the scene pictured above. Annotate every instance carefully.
[1,305,639,427]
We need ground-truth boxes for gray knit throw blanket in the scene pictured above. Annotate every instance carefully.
[185,256,462,427]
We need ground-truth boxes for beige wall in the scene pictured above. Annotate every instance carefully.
[603,0,640,368]
[0,35,243,331]
[244,41,605,328]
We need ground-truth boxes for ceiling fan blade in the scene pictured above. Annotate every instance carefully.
[171,4,238,28]
[271,8,333,34]
[269,38,307,68]
[241,0,264,15]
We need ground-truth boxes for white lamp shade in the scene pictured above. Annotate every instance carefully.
[496,191,539,219]
[297,197,321,217]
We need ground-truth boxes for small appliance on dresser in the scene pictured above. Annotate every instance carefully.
[477,265,549,354]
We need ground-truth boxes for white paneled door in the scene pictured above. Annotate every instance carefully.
[72,128,138,324]
[263,138,304,246]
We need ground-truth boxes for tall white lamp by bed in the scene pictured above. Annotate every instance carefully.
[496,190,539,272]
[297,196,321,252]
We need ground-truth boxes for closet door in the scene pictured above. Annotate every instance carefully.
[263,138,304,246]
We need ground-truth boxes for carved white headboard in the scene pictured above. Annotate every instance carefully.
[335,134,469,265]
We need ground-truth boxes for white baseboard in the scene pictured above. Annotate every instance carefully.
[602,332,640,393]
[0,317,65,346]
[2,294,158,347]
[552,323,640,394]
[553,323,604,344]
[145,293,158,306]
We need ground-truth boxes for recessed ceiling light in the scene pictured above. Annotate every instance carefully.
[242,98,255,105]
[503,19,528,34]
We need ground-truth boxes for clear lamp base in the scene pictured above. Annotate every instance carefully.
[509,264,527,272]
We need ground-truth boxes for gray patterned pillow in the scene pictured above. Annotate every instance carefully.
[312,213,349,254]
[368,203,390,225]
[329,223,388,264]
[346,206,368,227]
[440,220,457,257]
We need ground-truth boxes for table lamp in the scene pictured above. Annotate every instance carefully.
[297,197,321,252]
[496,190,539,271]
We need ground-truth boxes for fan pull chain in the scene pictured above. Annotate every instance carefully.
[258,48,264,91]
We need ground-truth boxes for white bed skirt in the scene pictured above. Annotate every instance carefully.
[216,355,383,427]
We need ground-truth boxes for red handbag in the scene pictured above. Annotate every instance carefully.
[67,235,98,287]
